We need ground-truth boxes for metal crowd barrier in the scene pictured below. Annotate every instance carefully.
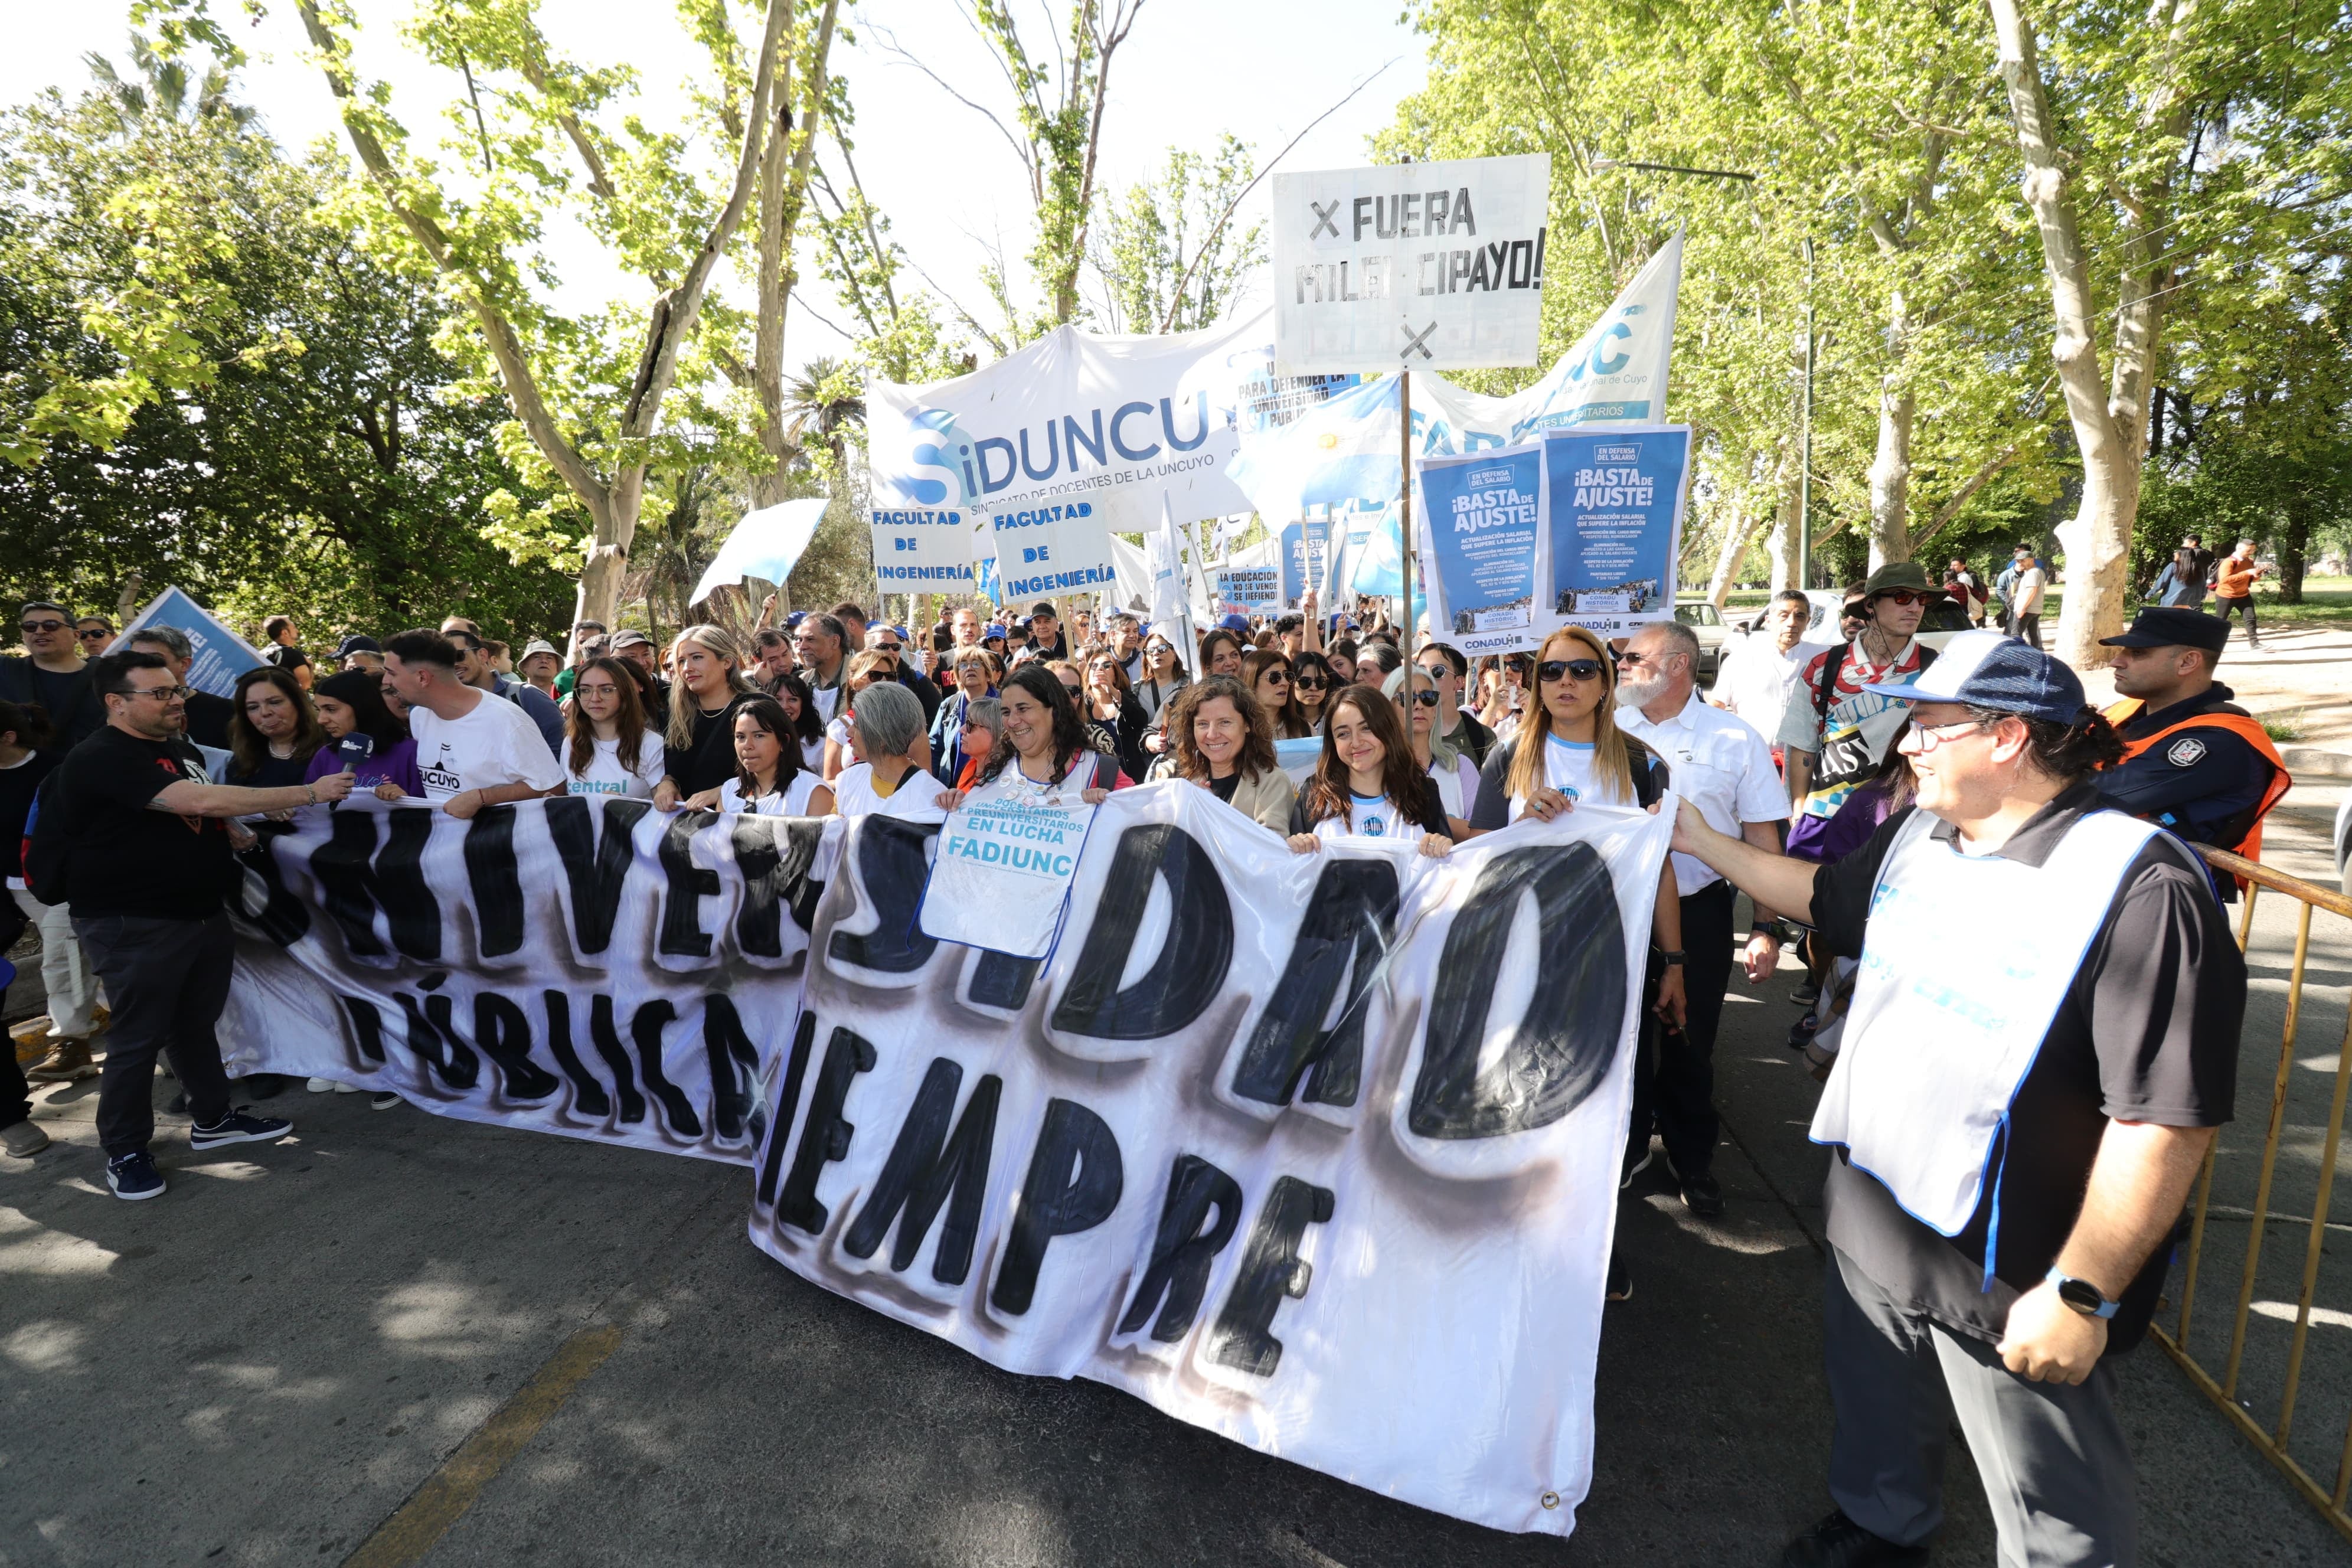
[2152,845,2352,1544]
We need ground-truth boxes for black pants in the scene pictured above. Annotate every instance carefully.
[74,912,236,1157]
[1631,879,1736,1177]
[2217,594,2258,643]
[1,1025,28,1130]
[2014,611,2042,649]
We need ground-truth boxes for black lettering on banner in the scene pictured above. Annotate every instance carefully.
[1230,858,1398,1109]
[731,816,823,958]
[777,1025,878,1234]
[629,998,703,1135]
[375,808,442,960]
[1409,842,1626,1139]
[990,1097,1123,1315]
[398,985,479,1090]
[541,991,612,1116]
[236,841,310,946]
[473,991,560,1100]
[757,1010,821,1207]
[1116,1154,1244,1342]
[340,994,387,1064]
[828,816,939,975]
[543,796,649,954]
[589,992,648,1123]
[1050,825,1232,1040]
[311,809,387,955]
[700,994,766,1144]
[657,813,721,958]
[968,952,1040,1011]
[461,806,526,958]
[842,1058,1001,1284]
[1206,1176,1335,1377]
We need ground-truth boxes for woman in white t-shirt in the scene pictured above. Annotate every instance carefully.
[832,681,945,821]
[563,656,667,798]
[1466,624,1684,1024]
[934,664,1123,812]
[1283,685,1452,857]
[687,697,834,816]
[1381,665,1479,838]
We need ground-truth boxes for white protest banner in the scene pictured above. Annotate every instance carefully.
[115,586,266,697]
[919,798,1096,959]
[1230,232,1684,526]
[865,317,1267,603]
[218,796,826,1162]
[749,784,1671,1536]
[1273,154,1550,374]
[1537,425,1694,640]
[1417,443,1545,654]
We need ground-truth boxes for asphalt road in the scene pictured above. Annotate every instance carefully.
[6,814,2352,1566]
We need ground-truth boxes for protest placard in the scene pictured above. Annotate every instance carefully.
[1417,444,1544,654]
[1537,426,1693,639]
[116,586,266,698]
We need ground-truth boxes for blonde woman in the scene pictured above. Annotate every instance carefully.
[1468,623,1684,1025]
[651,624,761,810]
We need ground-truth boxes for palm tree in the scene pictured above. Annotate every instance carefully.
[779,357,865,478]
[84,35,257,129]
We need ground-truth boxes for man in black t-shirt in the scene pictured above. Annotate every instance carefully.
[259,613,313,691]
[1671,631,2240,1568]
[51,653,355,1201]
[0,600,106,747]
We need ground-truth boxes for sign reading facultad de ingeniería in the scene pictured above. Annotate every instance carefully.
[1272,153,1550,375]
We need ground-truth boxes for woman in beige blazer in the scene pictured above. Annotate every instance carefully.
[1152,674,1296,832]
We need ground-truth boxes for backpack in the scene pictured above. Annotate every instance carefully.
[22,770,70,907]
[1812,640,1939,723]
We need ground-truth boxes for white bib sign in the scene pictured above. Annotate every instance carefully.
[1272,154,1550,374]
[919,798,1096,958]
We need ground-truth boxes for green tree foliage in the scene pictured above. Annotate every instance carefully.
[0,53,574,638]
[1092,135,1266,334]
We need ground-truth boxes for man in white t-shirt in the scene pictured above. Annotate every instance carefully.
[383,628,566,818]
[1712,590,1814,744]
[1618,618,1791,1219]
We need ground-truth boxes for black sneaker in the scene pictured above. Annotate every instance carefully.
[1678,1170,1726,1219]
[370,1091,403,1112]
[1791,979,1822,1008]
[107,1151,166,1201]
[1605,1252,1632,1302]
[1779,1510,1930,1567]
[188,1108,292,1150]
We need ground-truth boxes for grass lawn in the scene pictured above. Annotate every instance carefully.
[1719,576,2352,626]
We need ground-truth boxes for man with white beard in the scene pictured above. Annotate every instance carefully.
[1614,618,1791,1217]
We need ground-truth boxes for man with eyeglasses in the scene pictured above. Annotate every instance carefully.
[867,625,942,723]
[1781,563,1942,863]
[1,601,107,747]
[1615,618,1791,1219]
[1413,642,1495,770]
[1670,629,2240,1568]
[38,652,357,1198]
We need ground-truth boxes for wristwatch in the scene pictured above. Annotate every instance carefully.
[2045,1268,2119,1319]
[1657,949,1686,967]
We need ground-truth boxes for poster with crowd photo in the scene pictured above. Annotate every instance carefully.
[219,795,825,1164]
[1537,425,1693,641]
[1416,444,1545,655]
[750,786,1672,1537]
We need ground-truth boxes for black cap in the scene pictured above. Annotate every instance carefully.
[2099,606,2228,654]
[334,634,381,658]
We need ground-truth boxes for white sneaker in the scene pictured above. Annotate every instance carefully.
[306,1077,337,1093]
[334,1081,361,1094]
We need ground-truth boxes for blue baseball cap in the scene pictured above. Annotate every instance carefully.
[1217,612,1250,632]
[1862,628,2092,724]
[783,610,807,629]
[982,623,1008,641]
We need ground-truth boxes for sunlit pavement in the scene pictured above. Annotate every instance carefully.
[6,809,2351,1566]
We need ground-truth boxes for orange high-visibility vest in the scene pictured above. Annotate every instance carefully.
[2103,697,2291,873]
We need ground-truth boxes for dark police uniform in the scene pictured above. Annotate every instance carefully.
[2097,609,2289,900]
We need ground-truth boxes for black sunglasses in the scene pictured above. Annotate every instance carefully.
[19,619,66,634]
[1402,688,1440,707]
[1537,658,1606,683]
[1293,675,1327,690]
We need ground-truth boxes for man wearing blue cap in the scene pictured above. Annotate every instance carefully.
[1670,629,2243,1568]
[2098,606,2289,890]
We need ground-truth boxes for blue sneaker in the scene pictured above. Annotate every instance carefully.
[107,1151,166,1201]
[188,1108,292,1150]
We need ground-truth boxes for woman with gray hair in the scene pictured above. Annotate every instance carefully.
[830,681,943,820]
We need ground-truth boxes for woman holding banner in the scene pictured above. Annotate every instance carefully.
[1285,685,1452,857]
[652,625,761,810]
[560,656,664,799]
[1381,667,1478,837]
[227,667,328,789]
[832,683,941,821]
[1161,674,1295,832]
[938,664,1122,811]
[692,698,833,817]
[308,670,423,801]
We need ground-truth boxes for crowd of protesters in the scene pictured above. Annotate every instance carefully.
[0,554,2301,1567]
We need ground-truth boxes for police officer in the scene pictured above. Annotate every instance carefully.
[2098,606,2289,890]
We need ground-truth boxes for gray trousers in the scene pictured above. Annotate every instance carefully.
[1825,1247,2137,1568]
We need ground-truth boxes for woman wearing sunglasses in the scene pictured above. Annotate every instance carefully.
[1242,649,1314,740]
[1291,650,1337,733]
[1080,651,1149,782]
[1379,665,1479,837]
[1286,684,1452,858]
